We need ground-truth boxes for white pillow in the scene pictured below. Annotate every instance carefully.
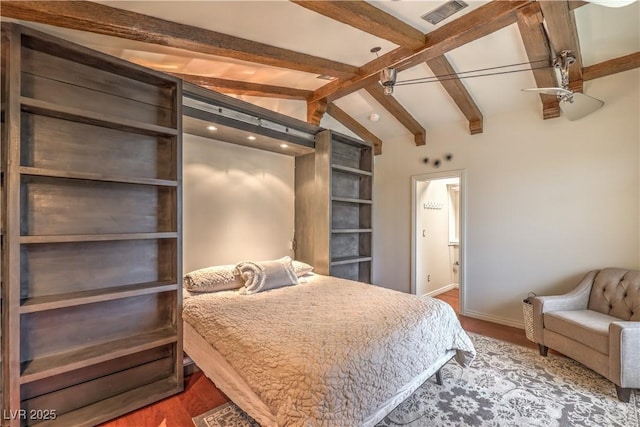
[183,264,244,293]
[292,260,314,277]
[237,257,298,295]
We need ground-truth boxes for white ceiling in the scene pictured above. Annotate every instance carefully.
[8,0,640,143]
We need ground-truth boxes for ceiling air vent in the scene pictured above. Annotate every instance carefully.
[421,0,468,26]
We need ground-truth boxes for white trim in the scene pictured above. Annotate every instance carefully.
[463,309,525,330]
[411,169,466,316]
[421,283,459,297]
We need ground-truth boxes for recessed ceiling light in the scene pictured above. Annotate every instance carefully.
[317,75,337,81]
[280,143,289,149]
[247,135,256,141]
[368,113,380,122]
[206,125,217,131]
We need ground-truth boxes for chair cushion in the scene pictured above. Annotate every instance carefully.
[544,309,619,355]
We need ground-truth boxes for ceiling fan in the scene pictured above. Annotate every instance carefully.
[585,0,636,6]
[522,50,604,121]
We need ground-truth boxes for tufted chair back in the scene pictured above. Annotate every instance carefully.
[588,268,640,321]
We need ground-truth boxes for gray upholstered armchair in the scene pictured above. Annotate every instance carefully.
[532,268,640,402]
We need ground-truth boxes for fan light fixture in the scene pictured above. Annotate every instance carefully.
[380,67,398,95]
[522,50,604,121]
[584,0,637,7]
[371,46,398,96]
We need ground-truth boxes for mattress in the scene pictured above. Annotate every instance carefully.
[184,321,455,427]
[183,274,475,426]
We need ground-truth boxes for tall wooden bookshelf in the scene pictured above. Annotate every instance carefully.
[295,130,374,283]
[1,24,183,426]
[1,20,8,418]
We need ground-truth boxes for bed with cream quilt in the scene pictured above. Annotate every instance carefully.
[183,273,475,427]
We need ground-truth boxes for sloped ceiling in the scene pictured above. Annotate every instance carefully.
[2,1,638,154]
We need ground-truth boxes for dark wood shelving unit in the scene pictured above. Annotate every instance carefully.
[20,326,178,384]
[331,228,373,234]
[19,281,178,314]
[35,378,179,427]
[20,166,179,187]
[19,232,178,244]
[1,23,183,426]
[331,164,373,176]
[331,196,373,204]
[20,97,179,137]
[295,130,374,283]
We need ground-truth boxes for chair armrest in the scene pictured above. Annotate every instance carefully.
[531,270,597,343]
[609,322,640,388]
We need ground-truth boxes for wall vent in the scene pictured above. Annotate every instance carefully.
[421,0,468,26]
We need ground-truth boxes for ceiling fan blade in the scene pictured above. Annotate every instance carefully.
[522,87,573,97]
[559,92,605,121]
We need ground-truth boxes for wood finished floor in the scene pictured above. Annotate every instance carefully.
[101,288,536,427]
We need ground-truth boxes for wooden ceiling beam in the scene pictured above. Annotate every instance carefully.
[326,103,383,155]
[291,0,425,49]
[538,1,583,93]
[171,73,312,100]
[309,0,533,104]
[365,85,425,146]
[425,55,484,133]
[515,2,560,119]
[582,52,640,81]
[568,1,588,11]
[307,99,328,126]
[0,0,359,79]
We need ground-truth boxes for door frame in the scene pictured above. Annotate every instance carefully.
[410,169,466,315]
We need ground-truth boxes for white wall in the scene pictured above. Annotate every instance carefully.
[373,70,640,327]
[182,134,295,273]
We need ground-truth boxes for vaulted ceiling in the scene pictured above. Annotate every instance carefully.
[2,0,639,154]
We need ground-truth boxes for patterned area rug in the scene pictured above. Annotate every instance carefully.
[193,334,639,427]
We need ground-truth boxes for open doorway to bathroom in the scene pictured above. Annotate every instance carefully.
[411,170,465,314]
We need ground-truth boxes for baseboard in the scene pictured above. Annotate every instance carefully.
[461,309,525,329]
[423,283,459,297]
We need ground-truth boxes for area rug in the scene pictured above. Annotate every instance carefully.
[192,334,639,427]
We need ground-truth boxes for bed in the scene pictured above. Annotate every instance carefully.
[182,272,475,427]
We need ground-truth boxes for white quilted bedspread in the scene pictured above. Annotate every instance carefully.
[183,274,475,427]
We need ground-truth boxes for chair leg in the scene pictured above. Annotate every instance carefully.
[615,385,632,403]
[538,344,548,357]
[435,369,443,386]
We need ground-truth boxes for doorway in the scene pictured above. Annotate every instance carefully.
[411,170,465,314]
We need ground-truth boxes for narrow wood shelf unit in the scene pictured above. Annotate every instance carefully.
[332,197,372,205]
[295,129,373,283]
[20,97,179,137]
[20,232,177,244]
[331,164,372,176]
[20,327,177,385]
[20,167,178,187]
[331,256,373,266]
[33,378,179,427]
[20,281,178,314]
